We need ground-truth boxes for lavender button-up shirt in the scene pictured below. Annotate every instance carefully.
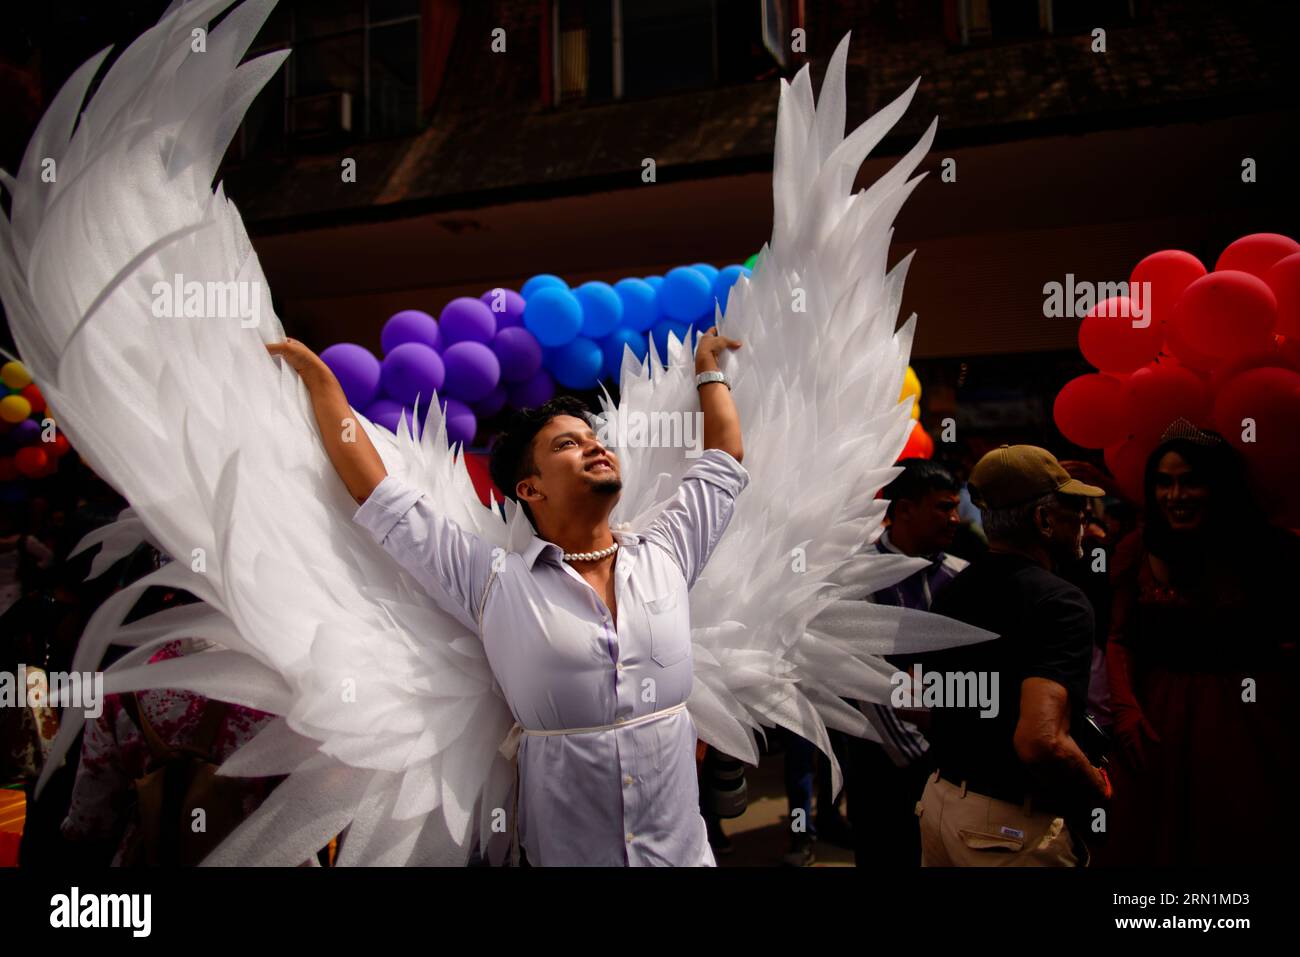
[353,447,749,865]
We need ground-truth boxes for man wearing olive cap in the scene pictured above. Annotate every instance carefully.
[911,445,1112,866]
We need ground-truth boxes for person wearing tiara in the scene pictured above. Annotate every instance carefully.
[1101,420,1300,866]
[266,329,745,866]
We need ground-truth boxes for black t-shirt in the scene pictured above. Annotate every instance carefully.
[918,552,1095,797]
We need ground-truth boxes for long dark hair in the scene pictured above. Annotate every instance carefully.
[1141,435,1266,573]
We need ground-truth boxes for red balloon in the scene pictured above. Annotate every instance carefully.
[14,446,48,478]
[1263,252,1300,338]
[1209,344,1294,393]
[1163,314,1219,370]
[0,457,17,481]
[1053,373,1127,449]
[1078,296,1164,373]
[1277,336,1300,373]
[1104,436,1155,504]
[1215,233,1300,280]
[1122,363,1211,442]
[1213,367,1300,472]
[49,433,71,458]
[899,422,934,461]
[19,384,45,414]
[1130,249,1206,332]
[1172,271,1276,362]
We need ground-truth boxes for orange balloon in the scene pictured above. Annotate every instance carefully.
[899,421,934,461]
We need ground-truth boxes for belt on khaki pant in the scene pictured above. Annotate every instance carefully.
[934,767,1062,816]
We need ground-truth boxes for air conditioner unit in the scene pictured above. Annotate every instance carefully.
[289,90,353,138]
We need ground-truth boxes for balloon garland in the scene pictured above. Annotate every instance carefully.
[321,260,756,446]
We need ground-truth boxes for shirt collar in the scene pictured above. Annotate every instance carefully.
[877,528,944,565]
[520,525,642,570]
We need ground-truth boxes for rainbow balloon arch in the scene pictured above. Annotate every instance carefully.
[1052,232,1300,526]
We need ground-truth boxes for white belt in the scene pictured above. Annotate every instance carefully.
[498,701,688,761]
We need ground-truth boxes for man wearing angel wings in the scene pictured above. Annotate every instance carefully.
[5,2,995,867]
[267,329,745,866]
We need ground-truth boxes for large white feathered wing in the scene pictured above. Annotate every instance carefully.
[606,36,993,791]
[0,0,518,866]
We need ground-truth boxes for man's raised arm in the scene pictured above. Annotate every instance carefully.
[266,338,387,505]
[695,326,744,463]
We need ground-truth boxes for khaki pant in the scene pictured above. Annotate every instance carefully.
[916,771,1085,867]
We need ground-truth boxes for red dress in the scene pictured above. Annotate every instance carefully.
[1100,530,1300,866]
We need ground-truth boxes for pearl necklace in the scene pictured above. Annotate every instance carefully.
[563,542,619,563]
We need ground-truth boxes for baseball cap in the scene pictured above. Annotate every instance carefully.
[968,445,1106,510]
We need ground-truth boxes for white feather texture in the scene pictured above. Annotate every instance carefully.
[0,2,992,864]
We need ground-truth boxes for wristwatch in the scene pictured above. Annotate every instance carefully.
[696,370,730,390]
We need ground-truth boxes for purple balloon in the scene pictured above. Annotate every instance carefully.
[12,419,41,446]
[320,343,382,409]
[364,398,407,434]
[441,341,500,402]
[381,343,445,408]
[471,383,508,418]
[444,398,477,447]
[506,369,556,409]
[491,326,543,383]
[480,288,526,329]
[439,297,497,346]
[381,310,440,355]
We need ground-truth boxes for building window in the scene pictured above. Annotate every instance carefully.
[234,0,421,160]
[554,0,779,106]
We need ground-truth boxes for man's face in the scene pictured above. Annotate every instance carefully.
[1153,450,1209,531]
[894,490,961,554]
[1039,494,1089,563]
[520,414,622,514]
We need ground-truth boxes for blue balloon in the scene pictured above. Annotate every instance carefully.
[574,281,623,339]
[549,337,603,390]
[643,275,664,294]
[614,278,657,333]
[650,319,691,361]
[601,328,649,383]
[660,267,712,322]
[712,264,751,315]
[524,287,583,347]
[690,263,719,285]
[521,274,569,299]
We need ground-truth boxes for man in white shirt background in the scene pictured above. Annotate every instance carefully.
[268,327,744,866]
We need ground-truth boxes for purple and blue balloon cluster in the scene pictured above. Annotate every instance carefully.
[320,262,750,446]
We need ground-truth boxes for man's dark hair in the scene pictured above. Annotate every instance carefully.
[488,395,595,525]
[882,458,960,519]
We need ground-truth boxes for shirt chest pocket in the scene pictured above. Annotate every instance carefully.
[644,588,691,668]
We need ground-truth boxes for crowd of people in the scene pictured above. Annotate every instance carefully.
[3,415,1296,868]
[709,421,1297,867]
